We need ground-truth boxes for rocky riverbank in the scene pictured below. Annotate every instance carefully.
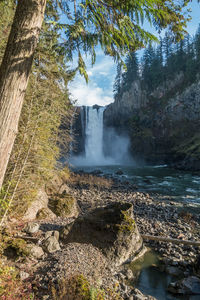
[0,171,200,299]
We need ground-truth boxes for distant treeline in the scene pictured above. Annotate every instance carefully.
[114,24,200,97]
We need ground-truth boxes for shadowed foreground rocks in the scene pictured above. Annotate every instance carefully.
[60,202,143,266]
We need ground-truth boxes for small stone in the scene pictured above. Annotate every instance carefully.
[125,269,133,280]
[20,271,29,280]
[53,230,59,241]
[45,231,53,239]
[43,236,60,253]
[171,261,179,266]
[165,266,182,277]
[118,272,126,281]
[120,283,127,292]
[134,294,146,300]
[133,288,144,296]
[24,222,40,234]
[28,244,44,258]
[116,170,123,175]
[44,230,59,241]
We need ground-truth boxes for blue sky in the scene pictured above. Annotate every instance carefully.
[69,1,200,107]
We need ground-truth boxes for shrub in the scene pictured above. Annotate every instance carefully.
[0,261,34,300]
[50,274,122,300]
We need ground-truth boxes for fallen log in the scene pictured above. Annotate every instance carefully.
[16,235,39,243]
[141,234,200,247]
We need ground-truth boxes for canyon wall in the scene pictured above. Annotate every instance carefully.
[104,74,200,170]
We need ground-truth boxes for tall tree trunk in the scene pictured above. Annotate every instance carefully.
[0,0,46,189]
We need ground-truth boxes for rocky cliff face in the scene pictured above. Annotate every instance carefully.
[71,106,86,155]
[104,80,148,128]
[104,75,200,170]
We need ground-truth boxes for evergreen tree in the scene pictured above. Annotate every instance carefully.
[163,32,174,78]
[142,44,156,90]
[154,39,164,85]
[194,24,200,71]
[113,63,122,99]
[122,52,139,92]
[184,34,196,82]
[175,38,187,73]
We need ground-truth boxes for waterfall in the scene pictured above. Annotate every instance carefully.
[85,106,105,164]
[70,105,133,166]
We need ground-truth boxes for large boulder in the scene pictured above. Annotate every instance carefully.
[168,276,200,295]
[45,174,70,196]
[193,255,200,277]
[60,202,143,266]
[49,192,79,218]
[22,189,49,221]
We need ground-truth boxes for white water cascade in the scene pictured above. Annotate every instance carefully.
[70,105,133,166]
[85,106,105,164]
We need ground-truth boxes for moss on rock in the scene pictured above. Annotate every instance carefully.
[36,208,50,220]
[174,133,200,159]
[117,210,135,233]
[0,234,30,258]
[36,207,56,220]
[49,192,79,218]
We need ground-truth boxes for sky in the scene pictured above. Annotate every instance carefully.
[69,1,200,107]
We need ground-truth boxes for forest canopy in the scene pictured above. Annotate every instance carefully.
[114,24,200,98]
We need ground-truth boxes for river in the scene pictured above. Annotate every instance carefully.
[71,164,200,209]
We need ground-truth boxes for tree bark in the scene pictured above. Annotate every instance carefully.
[0,0,47,189]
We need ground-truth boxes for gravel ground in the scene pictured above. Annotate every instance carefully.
[8,175,199,300]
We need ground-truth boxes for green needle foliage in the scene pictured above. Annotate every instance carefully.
[49,0,192,78]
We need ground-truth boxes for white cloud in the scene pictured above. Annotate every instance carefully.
[87,70,93,76]
[69,51,116,106]
[70,78,114,106]
[87,56,115,76]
